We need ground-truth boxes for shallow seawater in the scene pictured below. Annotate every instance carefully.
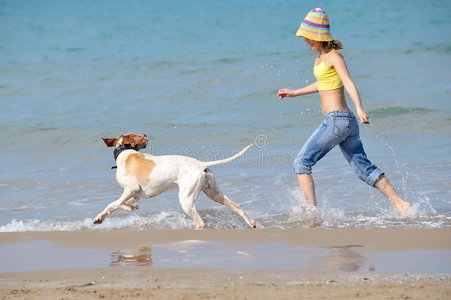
[0,0,450,231]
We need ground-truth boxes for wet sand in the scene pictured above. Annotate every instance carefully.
[1,228,450,299]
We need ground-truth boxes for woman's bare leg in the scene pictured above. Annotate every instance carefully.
[297,174,317,206]
[375,175,412,216]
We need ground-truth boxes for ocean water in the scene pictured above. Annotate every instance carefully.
[1,0,450,231]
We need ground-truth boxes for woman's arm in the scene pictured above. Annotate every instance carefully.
[329,52,369,124]
[278,81,318,99]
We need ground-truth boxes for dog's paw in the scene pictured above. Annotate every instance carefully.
[129,204,139,211]
[250,220,263,229]
[93,216,104,224]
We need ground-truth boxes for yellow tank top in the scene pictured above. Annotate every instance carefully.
[313,50,344,91]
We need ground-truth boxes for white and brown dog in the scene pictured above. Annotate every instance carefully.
[94,133,256,229]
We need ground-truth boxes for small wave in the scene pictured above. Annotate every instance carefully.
[0,210,254,232]
[65,47,84,52]
[214,57,242,64]
[1,206,449,232]
[0,212,190,232]
[404,43,451,55]
[0,218,95,232]
[369,106,433,119]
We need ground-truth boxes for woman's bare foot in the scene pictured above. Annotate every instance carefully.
[375,175,413,216]
[393,199,413,216]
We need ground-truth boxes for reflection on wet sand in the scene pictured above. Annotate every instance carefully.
[110,245,152,267]
[109,243,378,272]
[325,245,374,272]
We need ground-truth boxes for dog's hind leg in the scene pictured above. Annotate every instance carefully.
[94,188,139,224]
[203,178,256,228]
[178,175,206,229]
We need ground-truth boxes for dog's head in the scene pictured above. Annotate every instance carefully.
[102,133,148,151]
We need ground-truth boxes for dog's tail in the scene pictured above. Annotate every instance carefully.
[203,144,253,167]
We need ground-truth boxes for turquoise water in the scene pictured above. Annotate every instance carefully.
[0,0,450,231]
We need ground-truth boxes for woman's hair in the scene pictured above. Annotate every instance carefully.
[320,40,343,52]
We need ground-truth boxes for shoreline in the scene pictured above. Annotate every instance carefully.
[2,227,450,251]
[1,228,450,299]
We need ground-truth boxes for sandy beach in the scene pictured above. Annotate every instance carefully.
[1,228,450,299]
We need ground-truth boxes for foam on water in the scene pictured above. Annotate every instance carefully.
[1,205,449,232]
[0,212,193,232]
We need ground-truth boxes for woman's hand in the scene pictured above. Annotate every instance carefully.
[277,89,296,99]
[357,109,370,124]
[278,83,318,99]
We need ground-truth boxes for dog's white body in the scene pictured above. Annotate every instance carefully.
[94,134,256,229]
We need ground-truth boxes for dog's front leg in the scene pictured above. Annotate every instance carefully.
[94,188,138,224]
[119,197,140,211]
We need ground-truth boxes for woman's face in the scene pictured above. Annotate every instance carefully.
[304,38,321,51]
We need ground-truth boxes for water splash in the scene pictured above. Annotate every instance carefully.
[375,134,440,217]
[375,134,408,196]
[1,206,449,232]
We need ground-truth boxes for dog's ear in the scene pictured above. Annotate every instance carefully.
[102,138,118,147]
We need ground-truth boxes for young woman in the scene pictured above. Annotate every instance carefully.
[277,8,412,216]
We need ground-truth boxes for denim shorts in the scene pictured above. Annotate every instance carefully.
[293,111,384,187]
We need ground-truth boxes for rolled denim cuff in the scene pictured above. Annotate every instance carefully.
[367,169,385,187]
[293,163,312,175]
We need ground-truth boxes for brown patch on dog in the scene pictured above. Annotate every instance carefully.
[125,154,156,186]
[120,134,148,149]
[103,134,148,149]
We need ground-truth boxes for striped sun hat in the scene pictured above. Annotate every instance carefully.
[296,8,333,42]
